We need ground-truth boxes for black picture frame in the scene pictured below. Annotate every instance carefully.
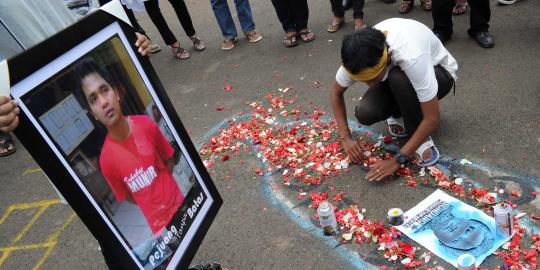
[8,10,222,270]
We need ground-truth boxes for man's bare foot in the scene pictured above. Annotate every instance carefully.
[354,18,366,30]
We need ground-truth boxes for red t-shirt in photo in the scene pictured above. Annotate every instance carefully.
[100,115,183,235]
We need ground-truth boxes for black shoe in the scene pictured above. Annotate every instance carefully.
[382,0,397,3]
[434,31,451,44]
[469,31,494,48]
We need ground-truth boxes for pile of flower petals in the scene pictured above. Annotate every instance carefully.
[199,89,540,269]
[200,93,355,185]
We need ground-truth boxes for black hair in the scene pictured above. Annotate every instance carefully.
[72,57,116,111]
[341,27,386,74]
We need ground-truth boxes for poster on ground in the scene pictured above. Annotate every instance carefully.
[7,10,222,270]
[397,189,512,268]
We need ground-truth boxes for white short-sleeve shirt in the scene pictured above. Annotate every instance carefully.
[335,18,458,103]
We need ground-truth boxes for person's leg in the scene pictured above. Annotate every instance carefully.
[167,0,196,37]
[328,0,345,33]
[352,0,365,29]
[432,0,454,42]
[467,0,490,34]
[144,0,177,45]
[210,0,238,39]
[122,4,146,35]
[354,82,400,127]
[330,0,345,18]
[386,66,453,137]
[271,0,298,47]
[294,0,315,42]
[292,0,310,32]
[233,0,256,32]
[270,0,296,33]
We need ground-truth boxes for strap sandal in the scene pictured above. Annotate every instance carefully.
[282,34,298,47]
[244,30,262,43]
[399,0,414,13]
[298,30,316,43]
[386,117,408,138]
[221,38,237,50]
[190,36,206,51]
[420,0,432,10]
[169,45,191,60]
[415,137,440,167]
[452,2,468,15]
[327,19,344,33]
[0,136,16,157]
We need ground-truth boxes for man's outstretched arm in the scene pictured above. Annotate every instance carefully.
[330,80,365,163]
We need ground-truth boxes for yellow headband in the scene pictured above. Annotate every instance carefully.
[346,46,388,82]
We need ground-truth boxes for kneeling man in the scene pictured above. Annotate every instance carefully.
[330,18,457,181]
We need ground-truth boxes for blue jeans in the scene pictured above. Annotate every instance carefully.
[210,0,256,39]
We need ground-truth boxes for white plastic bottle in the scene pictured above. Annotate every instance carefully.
[317,201,338,236]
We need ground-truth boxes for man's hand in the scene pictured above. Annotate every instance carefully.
[341,136,366,164]
[366,159,400,181]
[0,96,20,132]
[135,32,151,57]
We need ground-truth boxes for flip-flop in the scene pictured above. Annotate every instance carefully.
[420,0,432,10]
[0,138,16,157]
[399,0,414,13]
[298,30,316,43]
[415,137,440,167]
[283,35,298,47]
[327,20,344,33]
[452,2,468,15]
[386,117,408,138]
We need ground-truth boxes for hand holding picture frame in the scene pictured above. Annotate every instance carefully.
[7,10,222,270]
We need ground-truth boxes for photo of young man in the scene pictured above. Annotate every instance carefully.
[73,57,184,237]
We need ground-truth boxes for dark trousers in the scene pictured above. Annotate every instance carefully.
[354,66,454,137]
[270,0,309,33]
[144,0,196,45]
[330,0,364,19]
[122,5,146,35]
[432,0,490,37]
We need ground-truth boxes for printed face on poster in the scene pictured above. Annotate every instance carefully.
[8,11,221,270]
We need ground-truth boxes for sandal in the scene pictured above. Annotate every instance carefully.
[327,18,345,33]
[298,30,316,43]
[399,0,414,13]
[190,36,206,51]
[282,34,298,47]
[452,2,468,15]
[420,0,432,10]
[0,136,16,157]
[386,117,408,138]
[169,45,191,59]
[221,38,237,50]
[415,137,440,167]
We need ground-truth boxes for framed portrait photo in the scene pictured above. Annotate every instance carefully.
[8,10,222,270]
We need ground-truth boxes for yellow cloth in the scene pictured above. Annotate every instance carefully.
[346,46,388,82]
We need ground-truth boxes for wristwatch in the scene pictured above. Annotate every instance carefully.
[395,152,413,165]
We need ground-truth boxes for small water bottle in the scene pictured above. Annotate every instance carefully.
[317,201,338,236]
